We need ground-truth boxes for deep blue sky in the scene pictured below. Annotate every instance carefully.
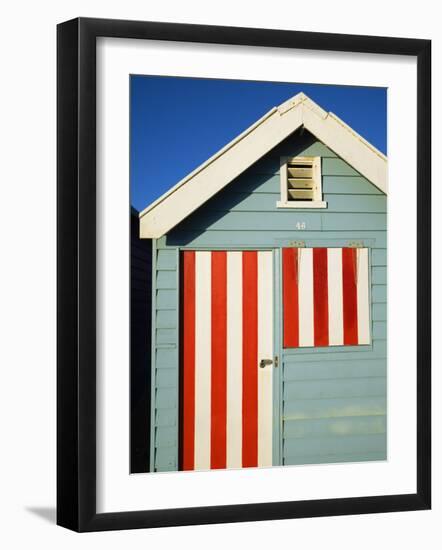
[130,76,386,211]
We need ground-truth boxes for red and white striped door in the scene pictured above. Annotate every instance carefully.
[180,250,274,471]
[282,247,371,348]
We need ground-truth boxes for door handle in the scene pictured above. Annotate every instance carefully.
[259,358,273,368]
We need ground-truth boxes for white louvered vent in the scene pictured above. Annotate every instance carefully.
[278,156,327,209]
[287,158,315,201]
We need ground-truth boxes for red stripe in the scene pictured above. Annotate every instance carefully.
[313,248,329,346]
[282,248,299,347]
[342,247,358,345]
[210,251,227,469]
[242,251,258,467]
[181,251,195,470]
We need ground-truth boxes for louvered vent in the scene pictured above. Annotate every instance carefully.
[278,155,325,208]
[287,159,315,201]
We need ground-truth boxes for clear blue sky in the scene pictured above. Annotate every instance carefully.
[130,76,386,211]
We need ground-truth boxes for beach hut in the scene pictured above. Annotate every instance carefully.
[139,92,387,473]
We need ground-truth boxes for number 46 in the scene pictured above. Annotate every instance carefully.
[296,221,306,230]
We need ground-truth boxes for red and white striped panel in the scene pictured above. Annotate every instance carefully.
[283,247,370,348]
[180,250,273,471]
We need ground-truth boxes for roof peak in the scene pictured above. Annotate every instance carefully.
[277,92,327,118]
[139,92,387,238]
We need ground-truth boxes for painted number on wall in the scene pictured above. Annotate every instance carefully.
[296,221,306,230]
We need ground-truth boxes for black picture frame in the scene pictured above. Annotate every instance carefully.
[57,17,431,532]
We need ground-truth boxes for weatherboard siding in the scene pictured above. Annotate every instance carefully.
[150,132,387,472]
[151,245,180,471]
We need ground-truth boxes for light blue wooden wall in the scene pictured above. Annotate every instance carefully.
[150,131,387,472]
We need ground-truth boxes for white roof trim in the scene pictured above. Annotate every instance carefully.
[140,92,387,238]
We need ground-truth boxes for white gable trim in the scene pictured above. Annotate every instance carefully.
[140,93,387,238]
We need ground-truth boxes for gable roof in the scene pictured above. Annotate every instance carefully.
[140,92,387,238]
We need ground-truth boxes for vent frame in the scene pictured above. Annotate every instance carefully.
[277,155,327,209]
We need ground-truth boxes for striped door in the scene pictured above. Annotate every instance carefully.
[282,247,371,348]
[180,250,274,471]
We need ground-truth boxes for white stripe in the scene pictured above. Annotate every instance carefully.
[257,251,273,468]
[298,248,314,347]
[194,251,211,470]
[226,252,243,469]
[357,248,371,344]
[327,248,344,346]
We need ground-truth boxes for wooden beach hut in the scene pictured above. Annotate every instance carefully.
[139,92,387,473]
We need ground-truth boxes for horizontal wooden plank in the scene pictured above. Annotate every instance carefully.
[156,270,177,289]
[248,156,280,175]
[322,158,360,177]
[156,343,177,350]
[322,176,382,195]
[155,409,177,427]
[156,289,177,310]
[156,249,177,270]
[283,433,386,457]
[284,415,386,439]
[283,395,386,420]
[372,266,387,284]
[156,345,177,352]
[372,285,387,303]
[231,174,381,197]
[156,310,176,329]
[155,347,178,367]
[156,368,177,388]
[205,191,279,212]
[283,339,386,361]
[322,213,386,231]
[372,248,387,266]
[231,174,279,194]
[373,303,387,321]
[203,192,386,214]
[178,211,323,232]
[156,345,176,353]
[283,377,386,401]
[156,388,178,409]
[156,328,177,345]
[325,195,386,213]
[283,358,386,381]
[372,321,387,340]
[155,426,178,448]
[154,447,177,470]
[284,450,386,465]
[168,230,387,249]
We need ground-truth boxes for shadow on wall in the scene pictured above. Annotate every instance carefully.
[130,208,152,473]
[166,129,316,246]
